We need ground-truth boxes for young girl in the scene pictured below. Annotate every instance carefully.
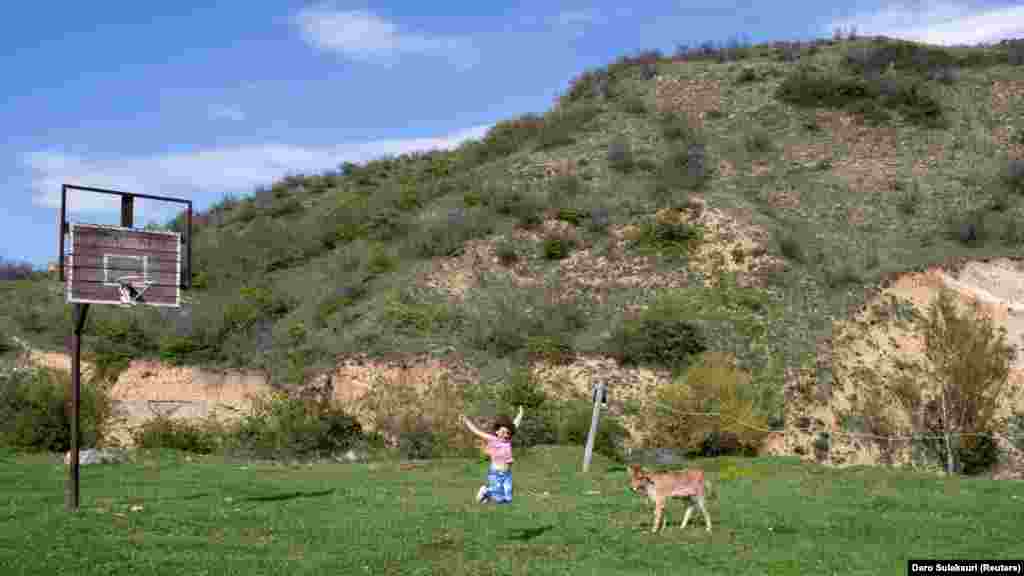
[462,406,524,504]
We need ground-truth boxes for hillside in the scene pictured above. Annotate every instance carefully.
[3,35,1024,471]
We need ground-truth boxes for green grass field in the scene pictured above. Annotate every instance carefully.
[1,446,1021,575]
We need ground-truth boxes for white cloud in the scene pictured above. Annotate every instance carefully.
[828,2,1024,46]
[295,6,479,69]
[551,9,607,37]
[557,10,599,27]
[22,124,492,221]
[208,104,246,122]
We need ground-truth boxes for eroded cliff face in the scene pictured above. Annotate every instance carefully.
[783,258,1024,478]
[17,259,1024,477]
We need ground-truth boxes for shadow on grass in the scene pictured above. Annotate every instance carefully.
[242,488,336,503]
[508,525,555,542]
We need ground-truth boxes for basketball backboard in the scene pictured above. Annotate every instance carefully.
[66,223,181,307]
[58,184,192,308]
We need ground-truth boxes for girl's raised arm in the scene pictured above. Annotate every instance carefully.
[514,406,524,428]
[462,415,494,440]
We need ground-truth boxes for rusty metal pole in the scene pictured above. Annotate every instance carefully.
[67,302,89,511]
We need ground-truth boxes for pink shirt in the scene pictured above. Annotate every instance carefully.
[487,437,513,466]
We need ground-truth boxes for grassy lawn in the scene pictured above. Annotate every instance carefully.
[1,446,1021,575]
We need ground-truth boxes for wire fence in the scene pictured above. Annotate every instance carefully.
[637,397,1024,443]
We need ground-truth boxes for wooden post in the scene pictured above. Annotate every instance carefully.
[582,381,606,473]
[67,303,89,511]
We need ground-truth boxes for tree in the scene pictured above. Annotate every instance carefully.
[646,351,769,456]
[892,288,1014,475]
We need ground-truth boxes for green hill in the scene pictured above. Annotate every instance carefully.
[3,36,1024,456]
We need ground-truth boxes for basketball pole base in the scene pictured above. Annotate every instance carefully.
[67,302,89,512]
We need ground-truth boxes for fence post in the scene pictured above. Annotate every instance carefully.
[582,380,607,473]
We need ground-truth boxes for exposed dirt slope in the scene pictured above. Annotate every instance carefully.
[784,258,1024,478]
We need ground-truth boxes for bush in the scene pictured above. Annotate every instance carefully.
[0,258,33,281]
[777,64,946,128]
[587,206,612,233]
[777,230,807,263]
[1009,41,1024,66]
[557,398,628,462]
[843,42,957,78]
[658,143,712,190]
[495,367,558,447]
[0,368,118,452]
[622,95,648,115]
[947,209,990,247]
[225,391,363,460]
[562,68,612,104]
[132,416,221,454]
[660,113,699,143]
[494,240,519,266]
[1004,159,1024,196]
[744,130,774,154]
[555,207,586,226]
[542,234,576,260]
[537,103,602,151]
[461,115,546,166]
[895,181,923,215]
[645,352,769,456]
[736,67,759,83]
[777,66,875,109]
[408,207,495,259]
[493,188,546,229]
[359,371,477,460]
[607,136,634,173]
[957,433,1001,476]
[549,173,585,206]
[607,295,708,372]
[631,215,703,259]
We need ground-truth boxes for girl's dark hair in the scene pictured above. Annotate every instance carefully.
[492,414,517,436]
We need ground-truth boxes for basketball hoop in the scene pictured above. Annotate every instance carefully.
[115,275,152,307]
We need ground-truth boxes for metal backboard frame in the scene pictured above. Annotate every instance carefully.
[59,184,192,292]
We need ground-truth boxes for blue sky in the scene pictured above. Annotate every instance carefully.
[3,1,1023,268]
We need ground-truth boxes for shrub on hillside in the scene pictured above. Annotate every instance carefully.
[0,368,119,452]
[659,143,712,190]
[562,68,612,104]
[1004,159,1024,195]
[644,351,769,456]
[607,136,635,173]
[358,372,478,460]
[542,233,576,260]
[407,207,495,259]
[494,240,519,266]
[843,41,957,78]
[946,209,990,247]
[586,206,612,233]
[225,390,363,460]
[461,115,546,166]
[659,113,700,143]
[744,130,774,154]
[956,433,1001,476]
[495,367,558,448]
[777,64,945,128]
[0,258,33,281]
[132,416,222,454]
[536,103,602,150]
[606,295,708,372]
[631,214,703,259]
